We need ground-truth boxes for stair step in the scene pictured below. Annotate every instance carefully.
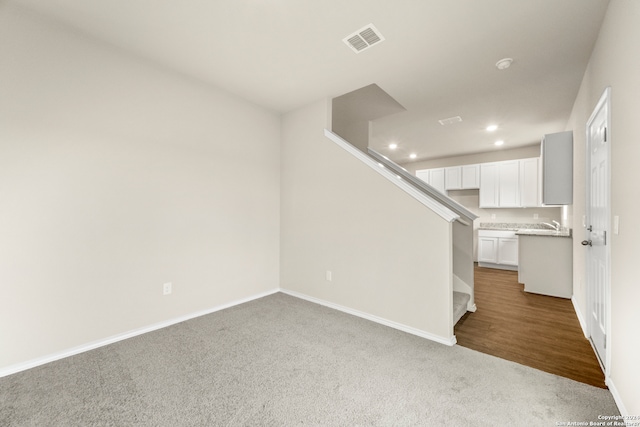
[453,291,470,326]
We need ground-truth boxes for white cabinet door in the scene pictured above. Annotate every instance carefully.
[461,164,480,189]
[429,168,446,193]
[478,230,519,268]
[498,161,520,207]
[416,168,446,193]
[520,158,540,207]
[445,166,462,190]
[479,163,499,207]
[498,237,519,266]
[416,169,430,184]
[542,130,573,205]
[478,237,498,263]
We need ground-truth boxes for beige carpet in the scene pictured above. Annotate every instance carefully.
[0,293,619,426]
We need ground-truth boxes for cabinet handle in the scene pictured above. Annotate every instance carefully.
[581,240,592,247]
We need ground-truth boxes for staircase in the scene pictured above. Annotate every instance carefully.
[324,129,478,341]
[453,291,470,326]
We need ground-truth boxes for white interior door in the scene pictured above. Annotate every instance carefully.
[584,87,611,369]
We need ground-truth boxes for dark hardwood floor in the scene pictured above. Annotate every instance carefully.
[454,265,606,388]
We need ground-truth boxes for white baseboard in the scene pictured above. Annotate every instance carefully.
[606,377,629,418]
[280,288,456,346]
[0,288,279,379]
[571,295,589,338]
[477,262,517,271]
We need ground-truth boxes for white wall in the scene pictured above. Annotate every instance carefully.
[566,0,640,415]
[280,100,453,341]
[403,145,542,174]
[0,5,281,371]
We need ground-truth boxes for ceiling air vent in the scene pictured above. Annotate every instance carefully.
[343,24,385,53]
[438,116,463,126]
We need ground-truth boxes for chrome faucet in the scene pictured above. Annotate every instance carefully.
[541,220,561,231]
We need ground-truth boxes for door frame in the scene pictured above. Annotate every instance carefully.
[584,86,612,375]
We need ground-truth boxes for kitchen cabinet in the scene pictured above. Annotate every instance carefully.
[541,130,573,205]
[445,164,480,190]
[417,164,480,193]
[445,167,462,190]
[478,236,498,263]
[479,161,520,208]
[461,164,480,189]
[478,230,518,270]
[415,168,445,193]
[479,159,542,208]
[518,233,572,298]
[417,157,539,207]
[479,163,499,207]
[498,237,519,265]
[498,160,520,207]
[430,168,445,192]
[520,157,541,207]
[415,169,429,185]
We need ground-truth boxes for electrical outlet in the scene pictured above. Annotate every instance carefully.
[533,213,539,219]
[326,270,332,282]
[491,214,496,220]
[163,282,172,295]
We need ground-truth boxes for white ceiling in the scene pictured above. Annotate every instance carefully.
[9,0,610,162]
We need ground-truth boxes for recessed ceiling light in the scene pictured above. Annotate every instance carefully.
[389,143,398,149]
[495,140,504,146]
[495,58,513,70]
[486,124,498,132]
[409,153,417,159]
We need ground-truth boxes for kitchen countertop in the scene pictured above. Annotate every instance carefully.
[479,222,572,238]
[515,228,572,238]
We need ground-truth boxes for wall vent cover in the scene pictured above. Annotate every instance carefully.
[438,116,463,126]
[343,24,385,53]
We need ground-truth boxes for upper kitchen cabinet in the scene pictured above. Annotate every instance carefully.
[444,164,480,190]
[445,166,462,190]
[480,158,540,208]
[520,157,541,207]
[480,160,521,208]
[479,163,499,207]
[541,130,573,205]
[497,160,520,207]
[416,168,446,193]
[417,164,480,192]
[461,164,480,189]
